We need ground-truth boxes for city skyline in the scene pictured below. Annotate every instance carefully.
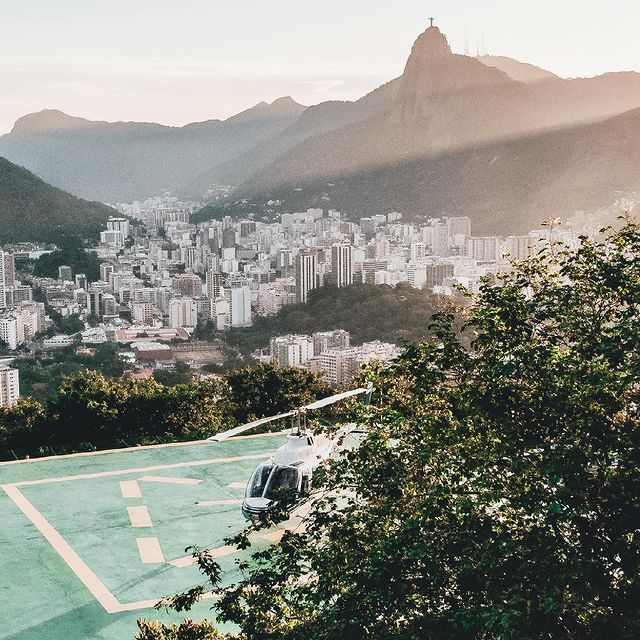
[1,0,640,134]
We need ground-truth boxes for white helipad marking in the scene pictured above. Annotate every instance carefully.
[261,530,285,543]
[128,505,153,528]
[13,453,269,487]
[1,484,121,613]
[196,499,243,507]
[0,430,286,467]
[228,482,247,489]
[139,475,202,485]
[0,441,281,613]
[169,545,236,568]
[136,537,165,564]
[120,480,142,498]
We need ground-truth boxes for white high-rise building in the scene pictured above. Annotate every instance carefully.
[468,237,501,262]
[331,243,353,288]
[169,298,198,329]
[0,366,20,408]
[130,301,153,324]
[87,289,104,318]
[3,252,15,287]
[0,250,6,311]
[225,287,252,327]
[319,348,360,387]
[270,335,315,367]
[107,217,130,238]
[0,315,18,350]
[313,330,350,354]
[295,250,318,303]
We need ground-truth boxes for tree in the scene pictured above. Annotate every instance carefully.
[223,284,450,356]
[33,235,101,281]
[225,362,332,424]
[0,372,235,456]
[135,619,224,640]
[154,361,193,387]
[153,221,640,639]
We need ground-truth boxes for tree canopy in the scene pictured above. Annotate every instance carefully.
[146,220,640,639]
[216,284,450,356]
[0,362,334,460]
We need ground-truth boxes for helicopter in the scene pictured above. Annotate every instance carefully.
[209,383,373,519]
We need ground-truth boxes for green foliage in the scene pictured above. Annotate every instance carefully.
[47,311,85,335]
[153,361,193,387]
[135,619,224,640]
[226,284,446,355]
[33,236,101,281]
[226,362,332,424]
[13,342,124,401]
[155,221,640,639]
[0,156,115,243]
[0,360,332,459]
[0,371,234,456]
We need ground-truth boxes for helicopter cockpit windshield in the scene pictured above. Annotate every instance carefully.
[245,462,301,502]
[247,461,274,498]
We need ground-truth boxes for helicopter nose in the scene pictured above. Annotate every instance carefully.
[242,497,274,518]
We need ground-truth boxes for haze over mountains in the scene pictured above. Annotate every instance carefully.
[0,97,306,202]
[2,23,640,235]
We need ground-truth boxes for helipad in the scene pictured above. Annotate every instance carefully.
[0,433,285,639]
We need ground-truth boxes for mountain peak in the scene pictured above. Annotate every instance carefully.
[228,97,306,123]
[271,96,302,108]
[11,109,97,134]
[405,24,453,67]
[394,23,515,124]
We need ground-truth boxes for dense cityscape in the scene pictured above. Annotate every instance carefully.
[2,191,635,408]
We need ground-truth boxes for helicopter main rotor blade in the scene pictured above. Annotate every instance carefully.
[209,410,297,442]
[302,386,371,411]
[209,384,374,442]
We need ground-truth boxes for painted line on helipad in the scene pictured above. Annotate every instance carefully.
[169,545,237,568]
[136,537,165,564]
[120,480,142,498]
[12,453,270,487]
[128,505,153,528]
[196,499,243,507]
[139,475,202,485]
[1,483,122,613]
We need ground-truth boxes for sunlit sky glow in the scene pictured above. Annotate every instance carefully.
[1,0,639,133]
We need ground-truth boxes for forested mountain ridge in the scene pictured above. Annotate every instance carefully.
[0,156,117,243]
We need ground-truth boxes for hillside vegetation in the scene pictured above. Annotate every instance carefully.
[0,156,115,243]
[198,284,451,355]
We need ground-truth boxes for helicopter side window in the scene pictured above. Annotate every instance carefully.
[264,465,301,500]
[246,462,273,498]
[300,472,311,495]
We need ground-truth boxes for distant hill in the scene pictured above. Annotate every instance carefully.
[0,156,116,243]
[242,26,640,200]
[220,284,446,356]
[4,22,640,233]
[0,98,306,202]
[182,78,401,193]
[477,55,558,83]
[248,108,640,235]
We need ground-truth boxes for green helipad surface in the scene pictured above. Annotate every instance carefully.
[0,434,286,640]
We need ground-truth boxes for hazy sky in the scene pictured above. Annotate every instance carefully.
[1,0,639,133]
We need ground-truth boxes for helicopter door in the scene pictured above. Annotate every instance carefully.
[264,465,302,500]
